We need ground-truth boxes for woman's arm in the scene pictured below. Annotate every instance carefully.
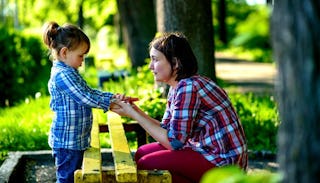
[111,101,173,150]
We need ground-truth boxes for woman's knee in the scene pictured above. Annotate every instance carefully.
[135,142,165,161]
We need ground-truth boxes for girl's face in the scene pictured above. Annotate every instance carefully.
[149,47,177,86]
[63,43,88,69]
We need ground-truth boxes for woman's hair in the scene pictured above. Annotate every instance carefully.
[42,21,90,59]
[149,32,198,81]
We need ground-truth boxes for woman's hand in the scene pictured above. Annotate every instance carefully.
[110,100,138,118]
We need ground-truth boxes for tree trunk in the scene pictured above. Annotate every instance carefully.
[78,1,84,29]
[116,0,157,69]
[218,0,227,45]
[156,0,216,81]
[0,0,4,22]
[271,1,320,182]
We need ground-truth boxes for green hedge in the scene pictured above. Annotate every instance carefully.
[0,26,51,107]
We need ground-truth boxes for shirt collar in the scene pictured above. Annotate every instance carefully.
[53,60,77,72]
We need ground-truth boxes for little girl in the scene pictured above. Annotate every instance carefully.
[42,21,119,183]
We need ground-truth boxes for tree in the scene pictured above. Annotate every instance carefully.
[217,0,227,45]
[156,0,216,80]
[116,0,157,68]
[271,1,320,182]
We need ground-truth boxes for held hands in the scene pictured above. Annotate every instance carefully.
[110,94,139,118]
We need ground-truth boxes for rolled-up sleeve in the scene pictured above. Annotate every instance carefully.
[164,81,200,150]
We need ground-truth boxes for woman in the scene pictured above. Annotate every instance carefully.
[111,32,247,183]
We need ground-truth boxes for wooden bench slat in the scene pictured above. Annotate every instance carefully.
[99,122,148,147]
[102,167,172,183]
[74,118,102,183]
[107,112,137,182]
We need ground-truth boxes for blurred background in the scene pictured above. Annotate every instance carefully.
[0,0,278,164]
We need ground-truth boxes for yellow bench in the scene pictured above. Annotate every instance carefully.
[74,112,102,183]
[99,121,147,148]
[75,112,171,183]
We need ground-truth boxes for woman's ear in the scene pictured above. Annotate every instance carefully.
[173,57,180,70]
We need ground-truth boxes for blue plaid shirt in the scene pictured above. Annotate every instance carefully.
[48,61,113,150]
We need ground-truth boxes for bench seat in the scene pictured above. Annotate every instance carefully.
[75,111,171,183]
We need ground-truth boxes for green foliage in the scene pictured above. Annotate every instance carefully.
[213,0,256,49]
[231,6,270,49]
[201,166,282,183]
[10,0,117,33]
[229,93,279,152]
[229,5,272,62]
[81,66,99,88]
[137,90,167,121]
[100,62,155,97]
[213,1,272,62]
[0,26,50,107]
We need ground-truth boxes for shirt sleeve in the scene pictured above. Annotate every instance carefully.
[167,81,201,150]
[55,69,113,112]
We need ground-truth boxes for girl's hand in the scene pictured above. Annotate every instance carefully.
[125,96,139,104]
[109,94,124,110]
[111,93,139,104]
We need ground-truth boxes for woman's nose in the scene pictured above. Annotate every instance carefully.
[148,61,154,70]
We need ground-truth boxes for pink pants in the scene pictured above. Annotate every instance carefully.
[135,142,215,183]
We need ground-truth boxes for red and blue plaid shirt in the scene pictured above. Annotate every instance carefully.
[48,61,113,150]
[161,75,248,169]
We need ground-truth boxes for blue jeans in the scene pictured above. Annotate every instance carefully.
[53,148,84,183]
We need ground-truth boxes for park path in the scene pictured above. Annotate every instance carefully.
[215,57,277,94]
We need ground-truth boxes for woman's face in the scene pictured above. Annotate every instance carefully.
[149,47,177,86]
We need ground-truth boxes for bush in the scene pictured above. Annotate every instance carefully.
[0,26,51,107]
[201,165,282,183]
[229,93,279,152]
[229,5,272,62]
